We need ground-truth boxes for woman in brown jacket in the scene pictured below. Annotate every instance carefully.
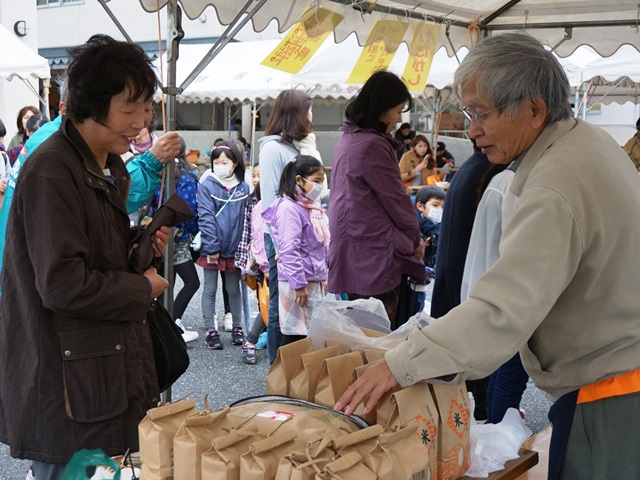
[398,134,437,191]
[0,35,174,478]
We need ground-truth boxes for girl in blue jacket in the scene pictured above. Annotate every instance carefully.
[262,155,329,346]
[196,141,249,350]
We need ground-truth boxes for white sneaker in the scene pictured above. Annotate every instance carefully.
[176,319,199,343]
[223,312,233,332]
[26,470,35,480]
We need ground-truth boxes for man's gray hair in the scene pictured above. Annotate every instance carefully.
[453,33,572,123]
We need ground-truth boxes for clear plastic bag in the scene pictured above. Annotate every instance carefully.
[307,298,433,352]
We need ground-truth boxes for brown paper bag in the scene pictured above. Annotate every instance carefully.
[314,452,377,480]
[139,398,199,480]
[376,383,439,478]
[240,430,299,480]
[289,346,341,401]
[362,349,385,364]
[173,406,233,480]
[200,424,262,480]
[430,383,471,480]
[332,422,427,479]
[276,431,337,480]
[266,338,313,396]
[349,364,384,425]
[314,351,364,408]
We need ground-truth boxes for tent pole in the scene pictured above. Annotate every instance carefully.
[161,0,182,404]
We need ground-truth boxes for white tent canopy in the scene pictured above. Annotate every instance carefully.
[155,36,468,103]
[140,0,640,58]
[0,24,50,81]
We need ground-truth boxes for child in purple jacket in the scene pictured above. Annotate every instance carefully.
[262,155,329,346]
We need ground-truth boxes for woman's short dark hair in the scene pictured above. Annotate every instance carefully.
[0,119,6,138]
[278,155,324,200]
[15,106,41,135]
[65,34,157,124]
[415,186,445,205]
[264,89,312,144]
[211,140,246,182]
[345,71,412,133]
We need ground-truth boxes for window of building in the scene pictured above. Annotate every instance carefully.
[38,0,84,7]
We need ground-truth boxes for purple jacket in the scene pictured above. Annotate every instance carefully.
[262,197,328,290]
[328,121,425,296]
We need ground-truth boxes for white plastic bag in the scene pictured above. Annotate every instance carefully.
[307,298,432,351]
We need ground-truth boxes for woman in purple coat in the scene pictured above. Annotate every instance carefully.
[262,155,329,345]
[328,71,425,326]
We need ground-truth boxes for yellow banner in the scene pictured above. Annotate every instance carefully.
[347,20,409,85]
[403,23,441,93]
[261,7,343,74]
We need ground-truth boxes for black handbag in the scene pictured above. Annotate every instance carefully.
[147,300,190,392]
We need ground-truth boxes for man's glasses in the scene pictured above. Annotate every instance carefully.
[460,100,519,124]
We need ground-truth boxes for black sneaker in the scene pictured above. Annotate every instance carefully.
[231,326,244,346]
[205,329,222,350]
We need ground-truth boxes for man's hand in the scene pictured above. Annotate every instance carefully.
[143,266,169,299]
[334,359,399,415]
[149,132,180,164]
[152,226,170,258]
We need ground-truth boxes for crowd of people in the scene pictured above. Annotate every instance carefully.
[0,31,639,480]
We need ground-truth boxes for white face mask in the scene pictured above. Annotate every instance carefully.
[213,164,232,179]
[303,178,324,202]
[426,207,443,224]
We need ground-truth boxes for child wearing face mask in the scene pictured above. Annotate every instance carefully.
[415,186,445,272]
[262,155,329,346]
[196,141,250,350]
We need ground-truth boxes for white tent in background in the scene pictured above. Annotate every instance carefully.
[156,36,468,103]
[0,24,51,116]
[0,24,50,82]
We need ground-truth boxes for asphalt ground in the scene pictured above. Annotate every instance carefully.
[0,274,552,478]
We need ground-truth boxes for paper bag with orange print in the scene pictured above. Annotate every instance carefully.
[430,383,471,480]
[266,338,313,396]
[376,383,439,479]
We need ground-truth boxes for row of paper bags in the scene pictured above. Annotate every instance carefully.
[138,335,471,479]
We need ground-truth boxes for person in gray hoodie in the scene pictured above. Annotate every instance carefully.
[258,89,314,363]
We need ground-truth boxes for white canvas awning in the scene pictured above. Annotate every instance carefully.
[139,0,640,58]
[155,37,468,103]
[0,24,50,81]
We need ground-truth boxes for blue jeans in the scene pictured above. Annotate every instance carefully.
[265,233,282,363]
[486,352,529,423]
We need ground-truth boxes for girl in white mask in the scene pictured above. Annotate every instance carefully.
[261,155,329,345]
[196,141,250,350]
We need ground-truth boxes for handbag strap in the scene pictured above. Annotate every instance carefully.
[215,185,238,218]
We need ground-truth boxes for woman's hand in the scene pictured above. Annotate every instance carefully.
[295,286,310,308]
[415,155,431,173]
[143,266,169,299]
[152,226,170,258]
[149,132,180,164]
[414,238,426,260]
[207,253,219,264]
[0,179,7,194]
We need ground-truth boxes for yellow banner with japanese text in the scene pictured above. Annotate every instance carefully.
[403,23,441,93]
[261,7,343,74]
[347,20,409,84]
